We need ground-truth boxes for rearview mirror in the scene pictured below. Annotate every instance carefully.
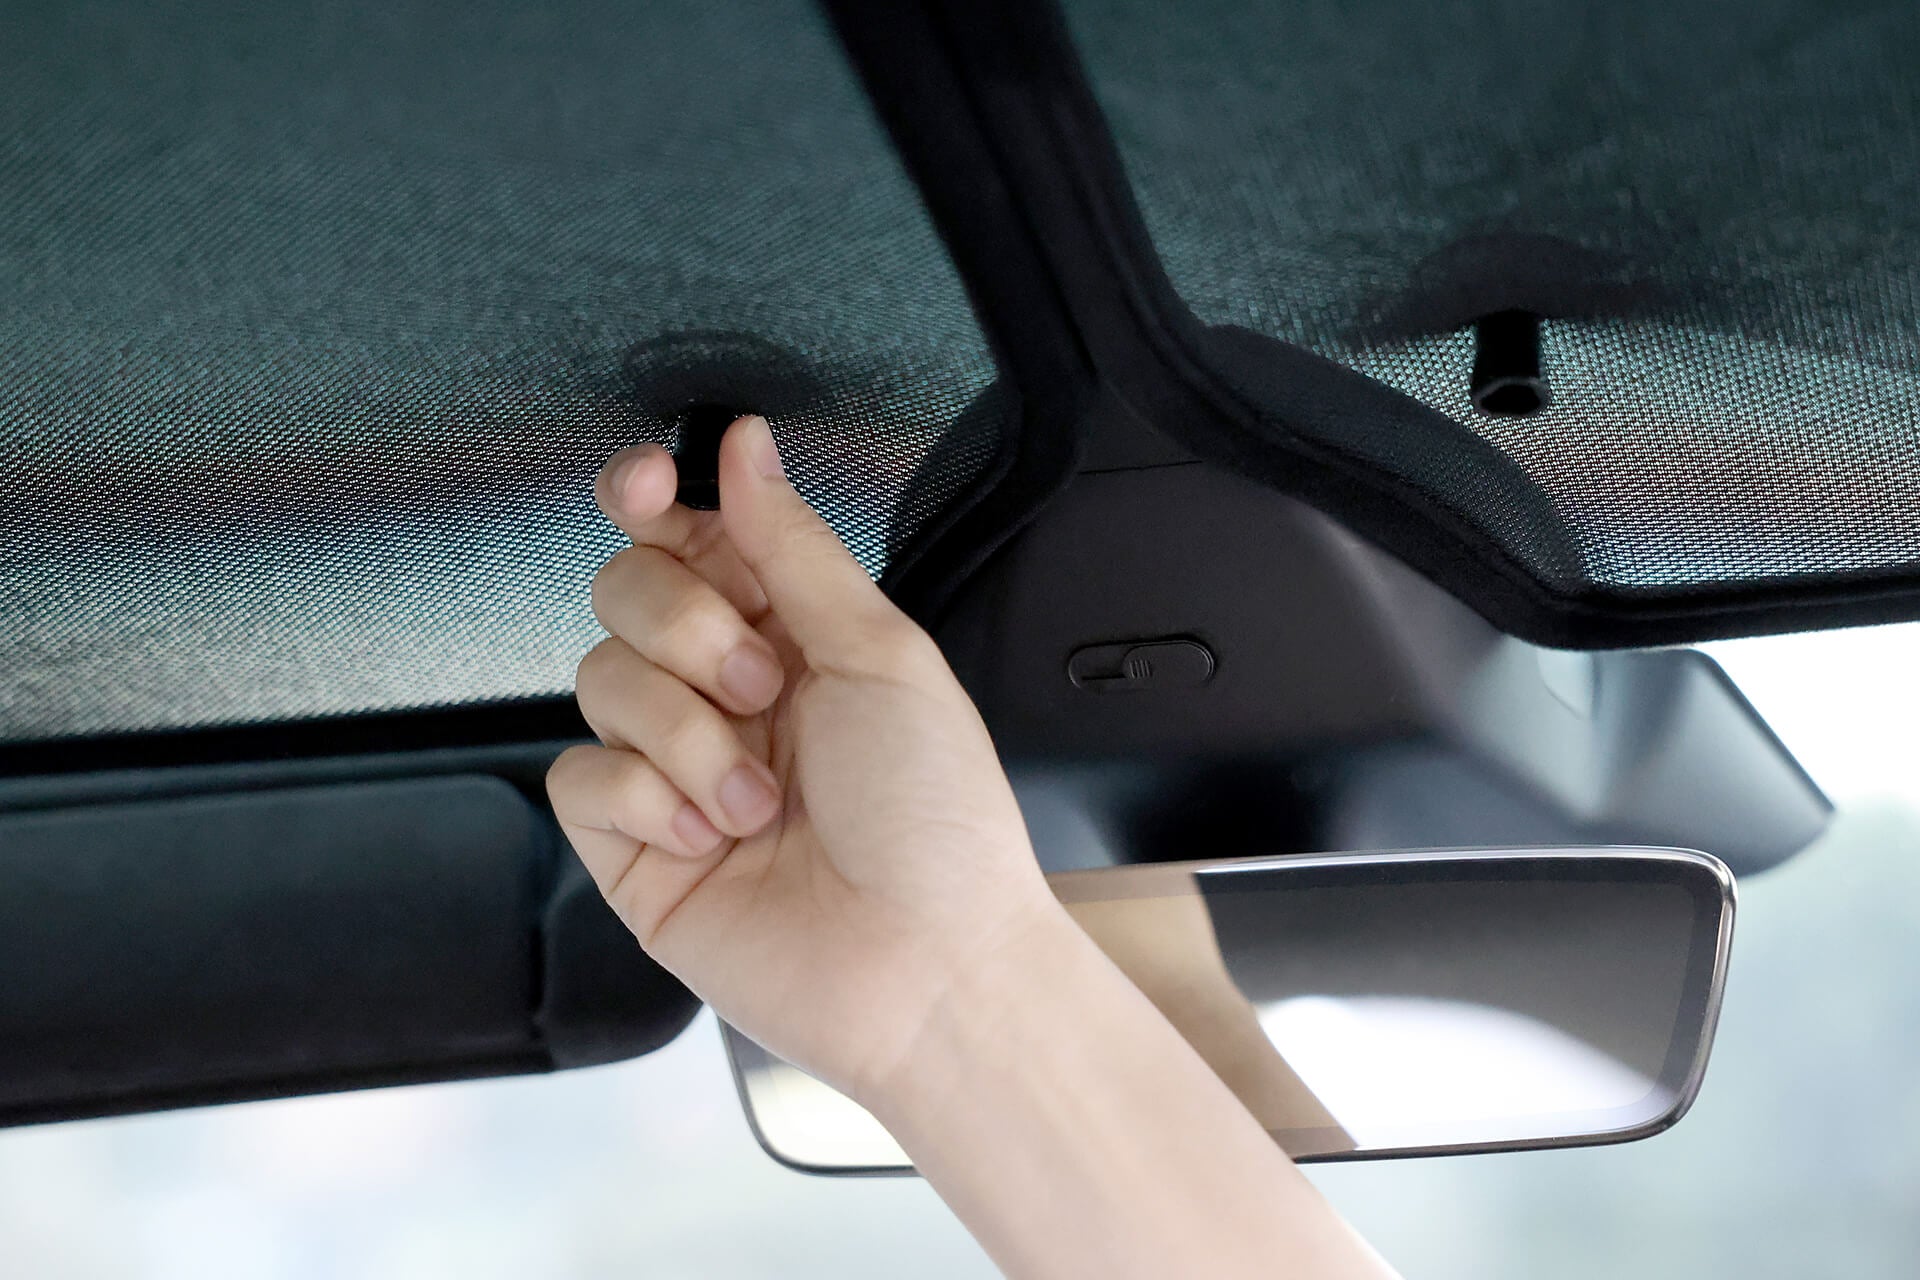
[722,846,1734,1173]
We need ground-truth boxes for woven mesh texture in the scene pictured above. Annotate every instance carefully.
[0,0,1003,742]
[1067,0,1920,593]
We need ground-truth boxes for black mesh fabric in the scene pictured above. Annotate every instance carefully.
[1065,0,1920,595]
[0,0,1004,742]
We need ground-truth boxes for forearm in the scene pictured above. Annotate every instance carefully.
[859,903,1400,1280]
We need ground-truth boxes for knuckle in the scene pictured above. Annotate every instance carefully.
[588,546,647,622]
[573,637,623,699]
[593,547,739,663]
[649,697,715,763]
[895,621,945,669]
[548,741,594,777]
[850,613,939,674]
[544,744,593,805]
[655,586,731,654]
[605,763,659,836]
[799,521,861,571]
[608,874,665,949]
[588,560,619,623]
[767,518,847,578]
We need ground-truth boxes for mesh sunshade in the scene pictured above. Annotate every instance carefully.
[7,0,1920,745]
[0,0,1002,742]
[1066,0,1920,593]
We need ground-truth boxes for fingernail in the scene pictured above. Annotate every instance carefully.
[719,643,784,710]
[603,446,666,508]
[742,416,783,480]
[717,762,780,831]
[601,452,642,507]
[670,802,726,857]
[597,453,630,496]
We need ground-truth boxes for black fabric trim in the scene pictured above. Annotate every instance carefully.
[0,697,589,778]
[878,381,1057,624]
[825,0,1093,626]
[825,0,1920,648]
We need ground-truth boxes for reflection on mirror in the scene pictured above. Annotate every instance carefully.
[723,846,1735,1174]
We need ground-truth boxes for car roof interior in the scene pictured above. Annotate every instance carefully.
[1,0,1910,1125]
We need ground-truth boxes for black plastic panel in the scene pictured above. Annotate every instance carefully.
[0,770,696,1127]
[936,461,1830,876]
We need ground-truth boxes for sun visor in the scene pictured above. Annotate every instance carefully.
[0,773,695,1127]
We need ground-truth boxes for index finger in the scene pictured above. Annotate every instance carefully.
[595,442,769,622]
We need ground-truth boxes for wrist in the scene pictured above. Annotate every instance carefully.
[851,891,1104,1125]
[841,876,1401,1280]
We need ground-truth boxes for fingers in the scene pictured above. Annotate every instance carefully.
[595,443,769,621]
[717,415,931,675]
[593,442,682,540]
[546,742,727,863]
[592,545,785,716]
[575,637,783,838]
[547,743,735,949]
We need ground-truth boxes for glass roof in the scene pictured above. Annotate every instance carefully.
[0,0,1001,742]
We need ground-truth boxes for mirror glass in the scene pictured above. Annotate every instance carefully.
[723,847,1735,1173]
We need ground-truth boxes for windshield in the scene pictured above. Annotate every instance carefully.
[0,624,1913,1278]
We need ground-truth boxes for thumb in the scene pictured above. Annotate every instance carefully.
[717,416,906,669]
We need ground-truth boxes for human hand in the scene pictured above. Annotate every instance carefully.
[546,415,1062,1103]
[549,417,1399,1278]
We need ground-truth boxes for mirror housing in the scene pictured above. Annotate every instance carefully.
[933,460,1828,877]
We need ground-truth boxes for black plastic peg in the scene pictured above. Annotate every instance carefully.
[1470,311,1550,416]
[672,403,741,510]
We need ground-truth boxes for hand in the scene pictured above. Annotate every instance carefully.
[549,417,1399,1279]
[546,415,1062,1103]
